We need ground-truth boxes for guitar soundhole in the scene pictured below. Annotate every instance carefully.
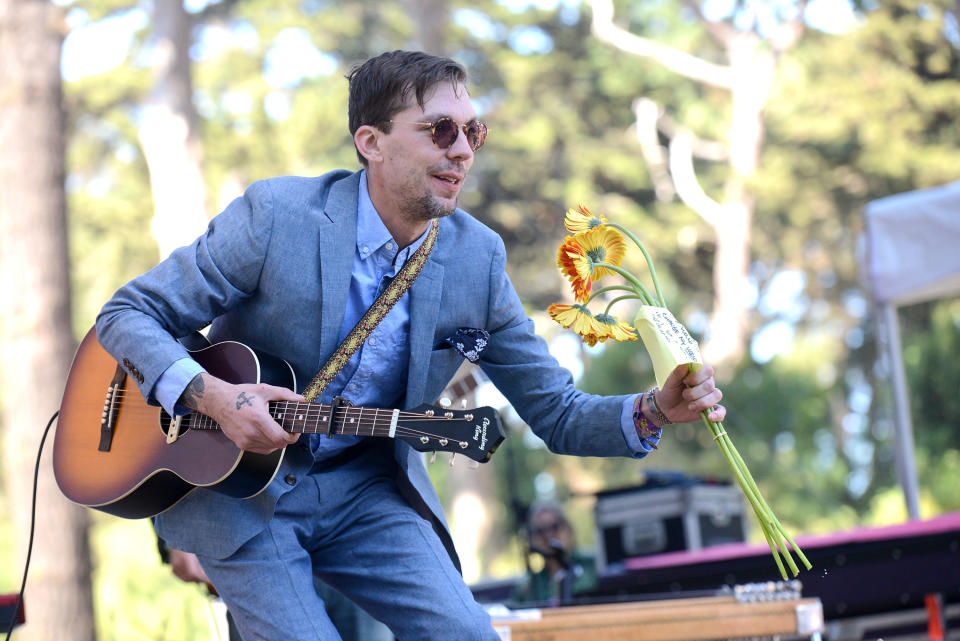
[159,410,171,437]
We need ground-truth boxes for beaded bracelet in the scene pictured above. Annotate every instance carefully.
[631,394,660,446]
[646,386,672,425]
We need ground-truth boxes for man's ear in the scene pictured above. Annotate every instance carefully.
[354,125,383,165]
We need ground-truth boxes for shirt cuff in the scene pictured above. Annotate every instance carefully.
[153,358,206,416]
[620,395,662,458]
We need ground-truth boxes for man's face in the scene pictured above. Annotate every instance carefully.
[376,82,477,224]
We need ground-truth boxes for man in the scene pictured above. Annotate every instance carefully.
[97,50,726,640]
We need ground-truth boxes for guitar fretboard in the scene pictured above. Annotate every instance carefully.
[186,402,390,436]
[185,401,474,440]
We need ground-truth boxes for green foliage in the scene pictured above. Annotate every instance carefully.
[898,298,960,513]
[91,517,219,641]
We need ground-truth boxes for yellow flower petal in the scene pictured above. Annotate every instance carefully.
[568,227,626,282]
[564,204,608,233]
[548,303,605,341]
[594,313,639,343]
[556,238,593,302]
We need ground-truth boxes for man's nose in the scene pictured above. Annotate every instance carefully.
[446,127,475,162]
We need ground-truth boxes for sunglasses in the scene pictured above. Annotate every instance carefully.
[389,117,488,151]
[531,520,567,537]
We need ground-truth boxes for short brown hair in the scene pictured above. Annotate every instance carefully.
[347,50,468,165]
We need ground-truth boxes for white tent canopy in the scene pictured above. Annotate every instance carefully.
[863,180,960,519]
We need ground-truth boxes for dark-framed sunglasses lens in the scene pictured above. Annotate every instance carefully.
[466,122,487,150]
[432,119,460,148]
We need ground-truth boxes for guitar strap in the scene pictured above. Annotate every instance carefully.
[301,217,440,403]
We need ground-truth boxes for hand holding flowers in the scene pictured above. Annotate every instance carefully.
[548,205,811,579]
[657,362,725,426]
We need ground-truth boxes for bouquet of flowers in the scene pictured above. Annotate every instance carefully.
[548,204,811,579]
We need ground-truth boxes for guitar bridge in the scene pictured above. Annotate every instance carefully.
[98,363,128,452]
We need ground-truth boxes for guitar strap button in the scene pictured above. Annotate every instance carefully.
[284,474,297,486]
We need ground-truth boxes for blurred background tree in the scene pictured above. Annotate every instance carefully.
[1,0,958,639]
[0,1,95,640]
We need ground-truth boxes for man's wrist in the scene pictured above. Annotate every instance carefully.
[645,386,672,427]
[632,394,661,444]
[178,373,207,411]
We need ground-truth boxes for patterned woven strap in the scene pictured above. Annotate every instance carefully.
[302,218,440,402]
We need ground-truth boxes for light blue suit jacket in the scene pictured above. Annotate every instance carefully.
[96,170,634,560]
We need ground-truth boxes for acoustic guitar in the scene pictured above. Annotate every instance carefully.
[53,328,504,519]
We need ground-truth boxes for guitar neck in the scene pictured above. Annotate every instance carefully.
[189,401,400,438]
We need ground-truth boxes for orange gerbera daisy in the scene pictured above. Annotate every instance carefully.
[564,204,608,233]
[557,237,592,302]
[594,313,639,343]
[557,227,627,302]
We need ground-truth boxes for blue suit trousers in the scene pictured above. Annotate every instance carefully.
[195,443,500,641]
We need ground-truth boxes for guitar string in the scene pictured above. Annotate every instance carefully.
[92,405,477,427]
[94,393,487,436]
[83,404,481,443]
[86,415,472,443]
[103,391,475,421]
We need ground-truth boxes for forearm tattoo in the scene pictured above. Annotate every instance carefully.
[180,374,205,410]
[236,391,255,410]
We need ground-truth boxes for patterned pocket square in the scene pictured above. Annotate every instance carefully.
[443,328,490,363]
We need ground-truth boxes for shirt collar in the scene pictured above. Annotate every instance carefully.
[357,169,429,264]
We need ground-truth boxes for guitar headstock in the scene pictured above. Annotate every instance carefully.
[400,404,504,463]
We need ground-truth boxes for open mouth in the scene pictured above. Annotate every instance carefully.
[432,174,461,186]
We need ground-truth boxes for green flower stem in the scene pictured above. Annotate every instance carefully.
[607,222,666,307]
[592,262,657,306]
[709,421,795,577]
[759,517,790,580]
[587,286,640,304]
[723,429,812,571]
[702,411,807,577]
[603,295,639,316]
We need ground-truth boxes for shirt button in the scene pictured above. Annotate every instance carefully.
[369,337,377,345]
[385,242,394,251]
[284,474,297,486]
[361,246,369,254]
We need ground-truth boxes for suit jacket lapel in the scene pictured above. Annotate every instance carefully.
[317,172,360,361]
[404,258,443,408]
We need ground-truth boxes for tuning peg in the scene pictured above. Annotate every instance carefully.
[429,451,437,464]
[467,459,480,470]
[448,453,457,467]
[461,398,468,409]
[438,397,452,408]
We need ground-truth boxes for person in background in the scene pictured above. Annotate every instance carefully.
[512,503,598,606]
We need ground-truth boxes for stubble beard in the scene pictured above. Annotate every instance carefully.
[402,190,457,224]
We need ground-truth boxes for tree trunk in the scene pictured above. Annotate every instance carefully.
[701,34,773,366]
[139,0,209,259]
[591,0,790,368]
[401,0,449,55]
[0,1,96,640]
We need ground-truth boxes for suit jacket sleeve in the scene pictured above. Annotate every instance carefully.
[95,180,277,404]
[477,235,635,459]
